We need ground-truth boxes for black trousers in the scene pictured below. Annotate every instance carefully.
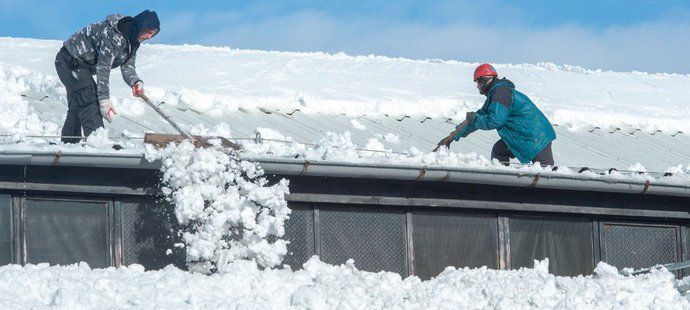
[55,47,103,144]
[491,139,555,166]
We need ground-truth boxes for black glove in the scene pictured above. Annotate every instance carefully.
[465,112,477,124]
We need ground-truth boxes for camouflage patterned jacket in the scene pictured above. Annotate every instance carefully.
[63,14,141,101]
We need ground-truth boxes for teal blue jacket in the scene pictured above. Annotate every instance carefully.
[454,78,556,163]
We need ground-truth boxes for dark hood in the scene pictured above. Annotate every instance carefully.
[133,10,160,36]
[483,78,515,96]
[117,10,159,58]
[117,17,137,45]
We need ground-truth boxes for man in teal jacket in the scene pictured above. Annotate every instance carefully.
[453,64,556,166]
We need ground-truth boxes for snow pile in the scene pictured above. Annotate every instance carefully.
[145,141,291,274]
[0,259,687,308]
[239,130,492,166]
[0,64,60,142]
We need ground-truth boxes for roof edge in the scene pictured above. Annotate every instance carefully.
[0,151,689,198]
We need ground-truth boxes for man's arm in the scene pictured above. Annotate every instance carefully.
[95,31,119,101]
[472,87,512,130]
[453,122,478,141]
[121,53,142,87]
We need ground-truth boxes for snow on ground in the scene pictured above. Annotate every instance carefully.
[0,258,687,309]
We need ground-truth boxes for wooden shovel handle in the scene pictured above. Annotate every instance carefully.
[433,120,468,152]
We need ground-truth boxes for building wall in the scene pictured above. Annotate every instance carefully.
[0,165,687,279]
[281,203,688,279]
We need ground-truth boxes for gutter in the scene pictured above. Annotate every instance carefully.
[1,150,689,198]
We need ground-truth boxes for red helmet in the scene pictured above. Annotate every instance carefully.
[473,63,498,81]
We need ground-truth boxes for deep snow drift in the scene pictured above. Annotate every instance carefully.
[0,259,687,309]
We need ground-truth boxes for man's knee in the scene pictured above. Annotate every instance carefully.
[79,103,104,137]
[491,140,513,165]
[533,143,555,167]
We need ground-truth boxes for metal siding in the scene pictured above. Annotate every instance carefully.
[320,206,406,275]
[120,199,185,269]
[24,199,109,268]
[412,211,498,280]
[282,206,315,270]
[510,217,594,276]
[601,223,679,270]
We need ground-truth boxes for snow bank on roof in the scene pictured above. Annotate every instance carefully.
[0,258,687,308]
[2,37,690,136]
[2,36,690,178]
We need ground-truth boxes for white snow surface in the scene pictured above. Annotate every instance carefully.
[1,37,690,178]
[2,37,690,308]
[145,141,291,273]
[2,37,690,136]
[0,259,687,309]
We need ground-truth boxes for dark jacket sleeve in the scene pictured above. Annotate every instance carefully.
[473,87,512,130]
[454,121,478,140]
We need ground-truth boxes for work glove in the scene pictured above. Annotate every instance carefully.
[99,99,117,123]
[465,112,477,124]
[132,81,144,97]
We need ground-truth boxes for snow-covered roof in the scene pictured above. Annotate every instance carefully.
[1,37,690,187]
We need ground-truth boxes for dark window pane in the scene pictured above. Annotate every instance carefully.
[412,211,498,280]
[602,223,678,270]
[121,199,184,270]
[25,199,109,268]
[320,206,406,276]
[282,206,314,270]
[0,195,11,265]
[510,217,593,276]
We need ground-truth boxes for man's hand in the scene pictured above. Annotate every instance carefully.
[132,81,144,97]
[465,112,477,124]
[433,135,455,152]
[99,99,117,123]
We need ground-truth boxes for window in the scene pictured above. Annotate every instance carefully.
[600,222,679,270]
[25,199,110,268]
[281,205,315,270]
[120,199,184,269]
[319,206,406,275]
[510,217,594,276]
[412,211,498,280]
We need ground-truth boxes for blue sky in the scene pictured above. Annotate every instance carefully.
[1,1,689,73]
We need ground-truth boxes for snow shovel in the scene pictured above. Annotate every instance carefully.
[138,94,238,150]
[433,120,468,152]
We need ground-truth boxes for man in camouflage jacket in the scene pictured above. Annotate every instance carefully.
[55,10,160,143]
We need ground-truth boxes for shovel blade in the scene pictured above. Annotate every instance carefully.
[144,133,239,150]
